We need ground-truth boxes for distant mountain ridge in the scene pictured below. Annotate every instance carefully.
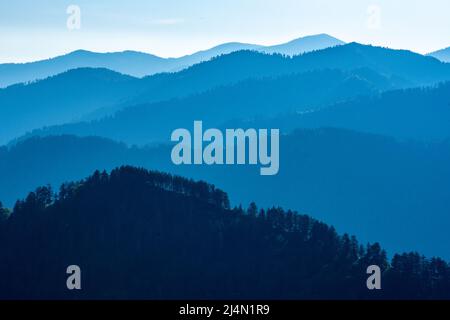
[0,68,145,145]
[258,33,344,55]
[22,68,388,144]
[3,42,450,145]
[226,81,450,142]
[429,47,450,63]
[16,74,450,146]
[2,129,450,259]
[0,34,344,88]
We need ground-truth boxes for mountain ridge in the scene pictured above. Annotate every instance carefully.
[0,34,344,88]
[2,129,450,259]
[428,46,450,63]
[3,42,450,145]
[2,165,449,299]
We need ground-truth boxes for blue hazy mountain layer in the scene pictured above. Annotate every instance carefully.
[0,34,344,88]
[0,50,166,88]
[224,81,450,142]
[2,42,450,145]
[1,130,450,260]
[131,43,450,106]
[14,68,393,145]
[0,68,148,145]
[258,34,344,55]
[428,47,450,63]
[17,79,450,146]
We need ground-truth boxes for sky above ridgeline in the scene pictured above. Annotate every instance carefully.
[0,0,449,63]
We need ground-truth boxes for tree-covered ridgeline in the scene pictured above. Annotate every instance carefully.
[0,166,449,299]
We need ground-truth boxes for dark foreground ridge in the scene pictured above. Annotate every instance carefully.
[0,166,449,299]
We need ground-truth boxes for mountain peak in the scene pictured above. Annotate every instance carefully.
[68,49,93,56]
[289,33,343,43]
[260,33,345,55]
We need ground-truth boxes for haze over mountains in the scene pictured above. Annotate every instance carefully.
[20,79,450,145]
[3,42,450,145]
[227,81,450,142]
[2,129,450,259]
[0,34,344,88]
[12,68,393,145]
[429,47,450,63]
[0,68,145,144]
[2,34,450,264]
[11,61,450,146]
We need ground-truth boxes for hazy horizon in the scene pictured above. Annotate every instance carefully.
[1,0,449,63]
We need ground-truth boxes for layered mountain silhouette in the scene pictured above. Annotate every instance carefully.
[1,166,449,299]
[0,34,344,88]
[0,68,145,145]
[126,42,450,108]
[227,81,450,142]
[429,46,450,63]
[2,35,450,283]
[17,77,450,146]
[5,42,450,145]
[256,33,345,55]
[0,50,164,89]
[2,129,450,259]
[13,68,391,145]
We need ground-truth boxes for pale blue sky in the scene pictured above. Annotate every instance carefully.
[0,0,449,62]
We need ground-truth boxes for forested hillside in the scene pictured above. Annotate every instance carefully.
[2,129,450,259]
[0,166,449,299]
